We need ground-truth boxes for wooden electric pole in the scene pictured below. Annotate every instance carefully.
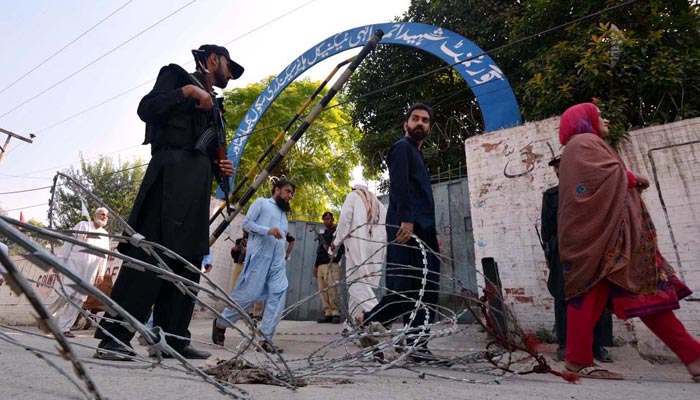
[0,127,34,166]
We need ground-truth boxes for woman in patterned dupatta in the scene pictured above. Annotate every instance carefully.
[557,102,700,381]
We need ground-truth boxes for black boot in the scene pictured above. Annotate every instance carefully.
[95,340,136,361]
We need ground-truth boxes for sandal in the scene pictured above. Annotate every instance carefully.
[211,319,226,346]
[257,340,283,354]
[566,365,623,380]
[692,374,700,383]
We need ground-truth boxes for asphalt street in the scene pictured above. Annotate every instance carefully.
[0,318,697,400]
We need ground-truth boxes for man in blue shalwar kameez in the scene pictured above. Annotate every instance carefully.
[212,178,295,352]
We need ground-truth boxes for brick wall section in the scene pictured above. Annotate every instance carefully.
[465,117,700,358]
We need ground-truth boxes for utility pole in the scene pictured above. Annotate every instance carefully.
[0,127,34,166]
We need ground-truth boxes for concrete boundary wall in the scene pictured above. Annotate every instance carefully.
[0,200,245,325]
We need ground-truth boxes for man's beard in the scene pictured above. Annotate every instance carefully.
[274,196,291,213]
[214,68,228,89]
[94,219,107,228]
[407,126,427,141]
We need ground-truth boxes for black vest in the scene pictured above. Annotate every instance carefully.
[143,65,211,154]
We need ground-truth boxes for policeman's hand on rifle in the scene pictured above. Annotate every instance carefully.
[182,84,214,110]
[214,159,234,177]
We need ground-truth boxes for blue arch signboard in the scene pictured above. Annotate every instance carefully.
[224,22,521,193]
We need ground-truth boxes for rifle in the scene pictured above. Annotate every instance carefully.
[190,49,232,213]
[311,227,329,250]
[534,223,545,252]
[208,29,385,246]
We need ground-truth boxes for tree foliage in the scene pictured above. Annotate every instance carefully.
[347,0,700,170]
[52,156,146,233]
[513,0,700,147]
[223,77,361,221]
[346,0,521,178]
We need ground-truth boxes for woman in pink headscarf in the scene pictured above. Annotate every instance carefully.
[557,102,700,381]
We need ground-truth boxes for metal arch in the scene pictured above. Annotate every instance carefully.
[225,22,521,190]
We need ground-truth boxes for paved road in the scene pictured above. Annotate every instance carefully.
[0,319,696,399]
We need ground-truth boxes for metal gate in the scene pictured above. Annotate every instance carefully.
[283,220,326,321]
[283,177,477,321]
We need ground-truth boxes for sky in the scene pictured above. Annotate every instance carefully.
[0,0,411,223]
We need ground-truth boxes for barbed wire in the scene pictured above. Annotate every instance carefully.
[0,172,567,399]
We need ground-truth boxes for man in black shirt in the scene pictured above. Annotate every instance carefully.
[361,103,442,362]
[95,45,242,361]
[314,212,344,324]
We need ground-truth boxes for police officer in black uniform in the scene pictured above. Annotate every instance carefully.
[95,45,243,360]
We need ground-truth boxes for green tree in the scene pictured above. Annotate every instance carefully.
[348,0,700,164]
[52,156,146,233]
[514,0,700,147]
[346,0,522,178]
[223,77,361,221]
[0,203,55,255]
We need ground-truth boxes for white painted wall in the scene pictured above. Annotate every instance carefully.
[465,117,700,358]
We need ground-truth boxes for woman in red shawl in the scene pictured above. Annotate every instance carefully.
[558,102,700,381]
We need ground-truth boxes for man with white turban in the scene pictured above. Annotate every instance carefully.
[332,184,386,320]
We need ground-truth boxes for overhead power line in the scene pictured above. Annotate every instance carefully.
[0,185,54,195]
[0,0,135,96]
[2,0,321,172]
[4,202,47,212]
[0,143,143,179]
[0,161,148,199]
[326,0,642,110]
[34,81,153,134]
[37,0,637,139]
[27,0,320,136]
[0,0,199,120]
[223,0,317,45]
[3,0,640,188]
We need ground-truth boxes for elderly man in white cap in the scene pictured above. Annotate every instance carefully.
[332,184,387,322]
[45,207,110,337]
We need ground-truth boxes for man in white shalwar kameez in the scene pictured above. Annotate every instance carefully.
[46,208,110,336]
[333,184,387,320]
[212,179,294,352]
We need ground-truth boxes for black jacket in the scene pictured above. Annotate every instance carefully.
[541,185,564,300]
[314,226,344,266]
[118,64,214,258]
[386,137,436,231]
